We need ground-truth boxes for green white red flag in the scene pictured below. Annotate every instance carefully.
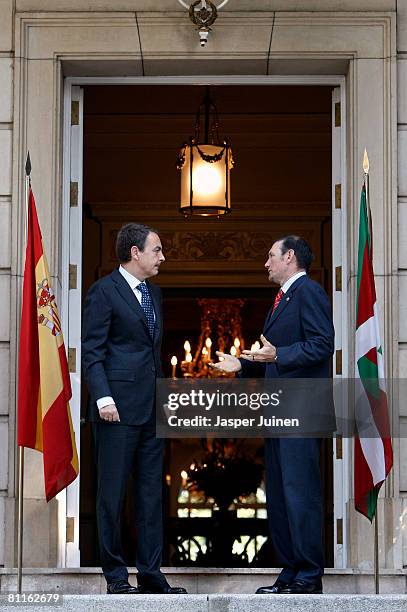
[354,181,393,520]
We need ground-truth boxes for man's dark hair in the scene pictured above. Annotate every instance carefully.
[115,223,158,263]
[278,235,314,272]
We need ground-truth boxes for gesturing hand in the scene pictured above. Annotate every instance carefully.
[99,403,121,422]
[241,334,277,363]
[209,351,242,373]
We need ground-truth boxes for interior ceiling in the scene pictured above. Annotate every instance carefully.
[82,84,332,290]
[83,84,332,209]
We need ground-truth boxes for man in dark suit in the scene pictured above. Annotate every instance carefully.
[212,235,334,595]
[82,223,187,595]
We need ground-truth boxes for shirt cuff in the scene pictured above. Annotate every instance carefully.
[97,396,115,410]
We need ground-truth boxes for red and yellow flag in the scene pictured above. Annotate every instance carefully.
[18,187,79,502]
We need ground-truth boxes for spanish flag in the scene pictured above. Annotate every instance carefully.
[17,187,79,502]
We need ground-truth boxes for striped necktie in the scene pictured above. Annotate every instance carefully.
[138,281,155,338]
[272,289,284,314]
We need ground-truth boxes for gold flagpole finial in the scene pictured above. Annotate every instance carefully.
[363,148,370,175]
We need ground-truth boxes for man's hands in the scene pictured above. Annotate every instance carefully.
[210,352,242,373]
[99,403,120,422]
[208,334,277,372]
[241,334,277,363]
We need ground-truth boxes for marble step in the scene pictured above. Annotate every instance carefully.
[0,568,406,594]
[1,594,407,612]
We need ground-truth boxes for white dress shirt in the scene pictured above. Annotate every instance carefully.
[96,265,153,411]
[280,270,306,294]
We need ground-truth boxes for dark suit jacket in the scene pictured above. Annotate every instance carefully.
[82,268,163,426]
[241,275,335,430]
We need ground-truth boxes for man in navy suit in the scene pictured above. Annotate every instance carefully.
[82,223,187,595]
[212,235,334,594]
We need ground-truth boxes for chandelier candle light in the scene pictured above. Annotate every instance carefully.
[171,356,178,378]
[177,86,234,217]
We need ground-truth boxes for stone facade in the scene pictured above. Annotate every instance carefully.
[0,0,405,580]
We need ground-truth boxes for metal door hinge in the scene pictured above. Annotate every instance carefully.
[336,518,343,544]
[70,182,78,207]
[335,266,342,292]
[71,100,79,126]
[335,102,341,127]
[69,264,77,290]
[68,348,76,373]
[66,517,74,543]
[335,184,341,209]
[336,436,342,459]
[336,349,342,375]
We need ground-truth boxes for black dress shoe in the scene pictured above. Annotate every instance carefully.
[106,580,139,594]
[137,582,187,594]
[279,579,322,594]
[256,581,290,594]
[137,580,187,595]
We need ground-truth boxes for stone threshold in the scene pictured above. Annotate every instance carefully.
[0,568,406,595]
[1,594,407,612]
[0,567,406,575]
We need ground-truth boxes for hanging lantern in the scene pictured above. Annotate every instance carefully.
[176,87,234,217]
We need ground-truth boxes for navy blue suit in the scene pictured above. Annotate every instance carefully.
[82,268,165,585]
[241,275,334,584]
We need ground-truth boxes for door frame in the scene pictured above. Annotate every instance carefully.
[61,73,348,568]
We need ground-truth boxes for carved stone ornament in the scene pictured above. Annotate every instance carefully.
[160,232,272,261]
[177,0,230,47]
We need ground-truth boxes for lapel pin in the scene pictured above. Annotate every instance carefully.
[286,297,290,302]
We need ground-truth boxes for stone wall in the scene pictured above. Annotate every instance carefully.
[0,0,13,568]
[0,0,404,572]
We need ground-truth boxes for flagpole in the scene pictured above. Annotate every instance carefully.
[17,153,31,593]
[374,508,379,594]
[362,148,380,594]
[17,445,24,594]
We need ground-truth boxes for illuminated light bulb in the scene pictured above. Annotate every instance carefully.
[253,341,261,351]
[205,338,212,348]
[202,347,208,355]
[181,470,188,480]
[190,463,195,470]
[234,337,240,348]
[193,163,222,196]
[171,355,177,378]
[184,340,191,352]
[230,346,237,356]
[186,353,192,363]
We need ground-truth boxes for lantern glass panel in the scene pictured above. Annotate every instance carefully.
[180,144,231,216]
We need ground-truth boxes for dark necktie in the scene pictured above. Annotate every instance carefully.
[138,281,155,338]
[272,289,284,314]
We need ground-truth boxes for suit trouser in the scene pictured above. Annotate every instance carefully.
[93,419,165,584]
[265,437,323,584]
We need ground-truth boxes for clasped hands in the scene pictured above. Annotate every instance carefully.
[210,334,277,373]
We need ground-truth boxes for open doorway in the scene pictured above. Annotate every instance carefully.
[78,84,334,568]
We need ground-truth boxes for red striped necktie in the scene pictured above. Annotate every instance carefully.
[272,289,284,314]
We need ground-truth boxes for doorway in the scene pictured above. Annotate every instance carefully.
[76,83,337,568]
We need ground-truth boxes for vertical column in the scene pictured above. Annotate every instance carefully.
[331,85,350,569]
[0,0,14,568]
[396,0,407,569]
